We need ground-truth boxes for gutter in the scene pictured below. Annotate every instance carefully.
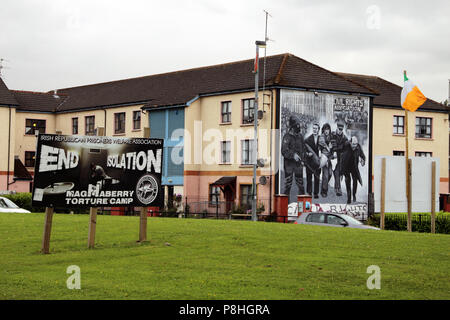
[142,86,377,110]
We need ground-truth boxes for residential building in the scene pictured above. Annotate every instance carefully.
[0,53,448,216]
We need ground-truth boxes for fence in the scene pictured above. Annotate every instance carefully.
[94,197,294,222]
[368,213,450,234]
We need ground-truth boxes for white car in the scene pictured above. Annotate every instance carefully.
[0,196,31,213]
[294,211,379,230]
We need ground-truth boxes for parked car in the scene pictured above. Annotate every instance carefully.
[0,196,31,213]
[294,211,379,230]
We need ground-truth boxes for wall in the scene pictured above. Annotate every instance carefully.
[183,90,275,211]
[55,104,147,138]
[0,106,16,190]
[372,107,449,193]
[14,111,56,174]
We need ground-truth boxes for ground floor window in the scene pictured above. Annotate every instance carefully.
[209,185,221,205]
[240,184,253,210]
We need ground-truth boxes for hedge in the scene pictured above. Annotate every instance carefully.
[1,192,88,214]
[368,213,450,234]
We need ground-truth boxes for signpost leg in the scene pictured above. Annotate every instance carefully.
[139,207,148,242]
[380,158,386,230]
[41,207,54,254]
[431,161,436,234]
[407,159,412,232]
[88,207,98,248]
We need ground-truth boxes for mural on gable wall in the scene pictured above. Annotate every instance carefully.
[278,89,370,220]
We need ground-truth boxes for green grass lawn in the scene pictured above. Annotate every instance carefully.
[0,212,449,300]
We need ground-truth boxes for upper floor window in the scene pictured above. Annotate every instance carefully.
[416,117,432,139]
[221,141,231,164]
[85,116,95,135]
[221,101,231,123]
[393,115,404,135]
[133,111,141,130]
[415,151,432,157]
[242,98,255,124]
[72,117,78,135]
[25,119,46,135]
[241,139,254,165]
[25,151,36,167]
[114,112,126,134]
[393,150,405,156]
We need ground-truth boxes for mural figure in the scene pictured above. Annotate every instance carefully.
[304,122,321,198]
[331,121,348,197]
[341,136,366,204]
[281,114,305,195]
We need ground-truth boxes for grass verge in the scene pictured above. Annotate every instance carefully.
[0,213,449,300]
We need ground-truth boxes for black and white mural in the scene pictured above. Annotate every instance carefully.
[278,89,370,219]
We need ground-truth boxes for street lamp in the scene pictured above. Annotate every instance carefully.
[252,40,266,222]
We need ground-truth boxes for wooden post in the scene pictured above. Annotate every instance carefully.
[431,161,436,234]
[139,207,148,242]
[138,126,150,242]
[41,207,54,254]
[380,158,386,230]
[88,207,98,248]
[407,158,412,232]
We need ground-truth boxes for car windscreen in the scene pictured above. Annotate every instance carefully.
[0,197,19,209]
[341,215,363,225]
[327,214,346,225]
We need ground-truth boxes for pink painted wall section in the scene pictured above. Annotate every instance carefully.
[0,175,31,193]
[184,174,273,214]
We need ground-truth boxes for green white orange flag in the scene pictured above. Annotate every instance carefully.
[401,73,427,112]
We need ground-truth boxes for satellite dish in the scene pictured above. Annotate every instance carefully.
[257,158,265,167]
[259,176,268,185]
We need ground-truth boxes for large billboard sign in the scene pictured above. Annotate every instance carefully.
[278,89,370,219]
[32,134,164,208]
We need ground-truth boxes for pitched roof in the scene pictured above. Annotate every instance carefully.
[0,77,19,106]
[53,53,375,111]
[336,72,449,112]
[12,90,66,112]
[13,157,32,181]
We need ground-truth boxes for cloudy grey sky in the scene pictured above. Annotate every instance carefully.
[1,0,449,102]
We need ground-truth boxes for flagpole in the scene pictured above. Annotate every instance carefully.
[404,70,412,232]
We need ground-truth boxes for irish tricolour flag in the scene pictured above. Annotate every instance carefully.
[401,74,427,112]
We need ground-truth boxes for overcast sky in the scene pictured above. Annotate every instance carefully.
[1,0,449,102]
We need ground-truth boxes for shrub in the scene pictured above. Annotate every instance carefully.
[2,192,45,212]
[368,213,450,234]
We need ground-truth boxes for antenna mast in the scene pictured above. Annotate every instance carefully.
[0,58,10,79]
[262,10,272,111]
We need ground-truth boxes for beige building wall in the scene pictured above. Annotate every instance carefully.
[372,107,449,193]
[183,90,276,208]
[0,107,16,190]
[55,105,148,137]
[14,111,56,173]
[184,90,274,173]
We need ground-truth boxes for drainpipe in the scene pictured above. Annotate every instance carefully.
[269,89,274,216]
[6,106,11,190]
[104,108,107,136]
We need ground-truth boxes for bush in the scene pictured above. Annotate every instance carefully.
[1,193,92,214]
[368,213,450,234]
[2,193,44,212]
